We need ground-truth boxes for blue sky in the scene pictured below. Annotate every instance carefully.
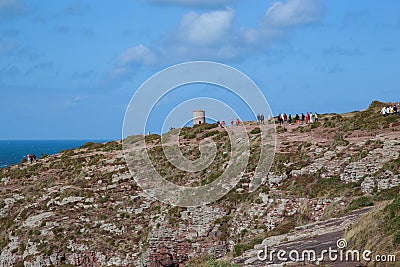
[0,0,399,139]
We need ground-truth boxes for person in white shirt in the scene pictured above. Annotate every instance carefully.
[381,106,387,116]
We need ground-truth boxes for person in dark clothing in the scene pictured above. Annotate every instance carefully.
[394,106,398,115]
[301,113,305,124]
[295,114,300,124]
[288,114,292,124]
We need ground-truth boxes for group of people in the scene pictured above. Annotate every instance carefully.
[381,105,399,116]
[277,112,319,125]
[26,154,37,163]
[217,112,320,127]
[217,118,241,127]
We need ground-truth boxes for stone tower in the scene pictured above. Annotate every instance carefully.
[193,109,205,126]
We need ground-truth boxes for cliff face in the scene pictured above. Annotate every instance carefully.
[1,101,399,267]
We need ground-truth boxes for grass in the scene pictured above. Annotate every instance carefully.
[271,150,311,175]
[233,216,297,257]
[344,195,374,213]
[308,176,360,198]
[250,127,261,134]
[336,101,400,131]
[185,255,239,267]
[381,156,400,175]
[344,192,400,266]
[373,186,400,201]
[276,126,288,133]
[383,192,400,247]
[80,141,104,150]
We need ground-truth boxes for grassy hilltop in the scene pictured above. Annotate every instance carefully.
[0,101,399,267]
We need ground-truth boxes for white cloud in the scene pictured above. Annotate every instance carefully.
[242,0,323,44]
[109,0,324,80]
[178,8,234,45]
[108,44,156,79]
[110,7,236,78]
[118,44,156,66]
[262,0,323,28]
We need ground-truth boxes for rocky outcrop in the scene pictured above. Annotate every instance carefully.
[1,105,399,266]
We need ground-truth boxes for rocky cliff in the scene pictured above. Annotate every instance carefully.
[1,101,399,267]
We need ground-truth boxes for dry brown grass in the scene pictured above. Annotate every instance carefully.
[344,200,399,266]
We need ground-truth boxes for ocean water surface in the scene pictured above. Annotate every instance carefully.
[0,140,111,168]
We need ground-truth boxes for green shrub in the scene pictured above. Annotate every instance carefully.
[186,255,237,267]
[233,217,296,257]
[250,127,261,134]
[201,130,219,139]
[276,126,287,133]
[103,141,121,151]
[345,195,374,212]
[193,123,218,131]
[233,236,263,257]
[310,122,321,129]
[323,121,336,128]
[144,134,160,143]
[383,193,400,246]
[374,186,399,201]
[184,134,196,139]
[80,142,103,150]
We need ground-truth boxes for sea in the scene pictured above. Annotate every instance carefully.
[0,140,111,168]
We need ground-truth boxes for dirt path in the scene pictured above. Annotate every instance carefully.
[234,207,372,266]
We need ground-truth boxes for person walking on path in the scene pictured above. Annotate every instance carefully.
[221,120,225,127]
[315,113,319,122]
[301,113,305,124]
[288,114,292,124]
[260,114,265,125]
[235,118,240,126]
[230,118,234,126]
[306,112,310,124]
[310,112,314,123]
[257,114,261,124]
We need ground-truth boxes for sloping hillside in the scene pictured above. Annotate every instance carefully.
[0,101,399,267]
